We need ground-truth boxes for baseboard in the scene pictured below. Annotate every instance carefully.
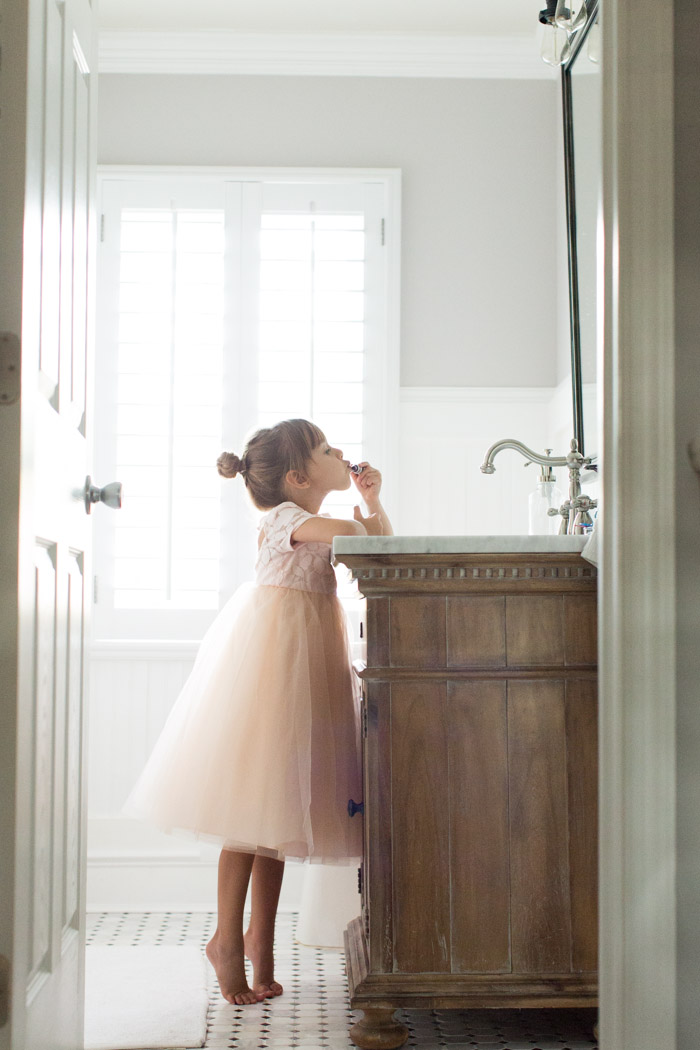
[87,855,306,913]
[87,816,305,911]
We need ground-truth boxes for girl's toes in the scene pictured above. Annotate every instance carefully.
[254,981,282,998]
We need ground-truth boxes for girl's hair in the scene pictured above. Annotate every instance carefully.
[217,418,326,510]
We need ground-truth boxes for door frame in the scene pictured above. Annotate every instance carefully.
[0,0,28,1038]
[599,0,677,1047]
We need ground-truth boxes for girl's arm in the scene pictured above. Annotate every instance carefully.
[357,500,393,536]
[291,515,367,545]
[352,463,394,536]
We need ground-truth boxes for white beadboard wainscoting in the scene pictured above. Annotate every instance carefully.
[87,384,584,911]
[397,382,579,534]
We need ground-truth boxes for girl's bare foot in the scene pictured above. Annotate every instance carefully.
[206,932,266,1005]
[244,929,284,997]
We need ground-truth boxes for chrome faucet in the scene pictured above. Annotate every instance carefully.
[480,437,597,535]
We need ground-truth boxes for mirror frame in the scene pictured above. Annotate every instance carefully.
[561,0,600,460]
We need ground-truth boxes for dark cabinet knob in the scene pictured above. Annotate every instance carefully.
[348,798,364,817]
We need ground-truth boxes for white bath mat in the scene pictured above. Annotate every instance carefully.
[84,946,208,1050]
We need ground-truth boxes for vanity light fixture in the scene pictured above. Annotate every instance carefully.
[539,0,588,66]
[555,0,588,33]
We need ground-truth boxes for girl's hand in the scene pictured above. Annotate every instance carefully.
[353,505,384,536]
[351,462,382,506]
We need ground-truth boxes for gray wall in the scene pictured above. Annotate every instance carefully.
[675,0,700,1042]
[98,74,562,387]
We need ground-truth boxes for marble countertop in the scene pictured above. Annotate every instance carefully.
[332,534,590,556]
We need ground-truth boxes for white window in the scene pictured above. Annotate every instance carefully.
[94,169,400,640]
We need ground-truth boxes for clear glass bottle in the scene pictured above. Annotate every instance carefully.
[528,460,564,535]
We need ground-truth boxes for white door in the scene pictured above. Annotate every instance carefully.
[0,0,100,1046]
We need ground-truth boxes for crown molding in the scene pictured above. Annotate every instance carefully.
[98,30,554,79]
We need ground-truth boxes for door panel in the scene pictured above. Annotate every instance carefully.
[31,542,59,985]
[508,680,573,974]
[39,0,63,400]
[566,678,598,972]
[448,680,511,974]
[390,681,451,974]
[64,550,86,933]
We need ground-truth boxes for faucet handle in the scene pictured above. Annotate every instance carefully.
[570,494,598,534]
[548,501,571,534]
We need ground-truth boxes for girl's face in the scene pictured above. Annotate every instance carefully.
[305,438,352,494]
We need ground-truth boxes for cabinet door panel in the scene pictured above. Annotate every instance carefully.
[448,681,510,972]
[365,682,394,974]
[391,682,451,972]
[564,594,598,665]
[367,597,390,667]
[390,596,446,668]
[566,679,598,971]
[508,680,572,972]
[447,596,506,668]
[506,596,565,666]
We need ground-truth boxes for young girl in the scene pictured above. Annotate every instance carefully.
[124,418,392,1006]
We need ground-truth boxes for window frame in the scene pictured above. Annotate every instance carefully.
[93,165,401,641]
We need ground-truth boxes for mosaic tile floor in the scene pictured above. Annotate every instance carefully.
[86,912,598,1050]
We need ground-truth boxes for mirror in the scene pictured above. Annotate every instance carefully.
[562,0,601,461]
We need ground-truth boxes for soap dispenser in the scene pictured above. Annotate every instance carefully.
[528,452,564,535]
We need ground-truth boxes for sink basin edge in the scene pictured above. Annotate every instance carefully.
[332,535,590,556]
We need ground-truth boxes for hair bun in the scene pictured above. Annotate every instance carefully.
[217,451,245,479]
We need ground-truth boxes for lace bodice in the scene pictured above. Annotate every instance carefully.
[256,502,336,594]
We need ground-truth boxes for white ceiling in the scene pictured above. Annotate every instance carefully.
[98,0,536,37]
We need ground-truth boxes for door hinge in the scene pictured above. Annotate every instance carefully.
[0,953,9,1027]
[362,704,368,738]
[93,575,99,603]
[357,865,363,895]
[380,218,385,246]
[100,213,105,242]
[0,332,21,406]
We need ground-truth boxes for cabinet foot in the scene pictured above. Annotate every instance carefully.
[349,1007,409,1049]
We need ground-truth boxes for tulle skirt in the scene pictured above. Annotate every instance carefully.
[124,583,363,864]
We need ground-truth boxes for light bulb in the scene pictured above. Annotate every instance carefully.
[541,22,571,66]
[554,0,588,32]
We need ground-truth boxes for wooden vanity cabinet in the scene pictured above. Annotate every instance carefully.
[336,550,598,1050]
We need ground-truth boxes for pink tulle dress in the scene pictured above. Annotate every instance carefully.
[124,502,362,864]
